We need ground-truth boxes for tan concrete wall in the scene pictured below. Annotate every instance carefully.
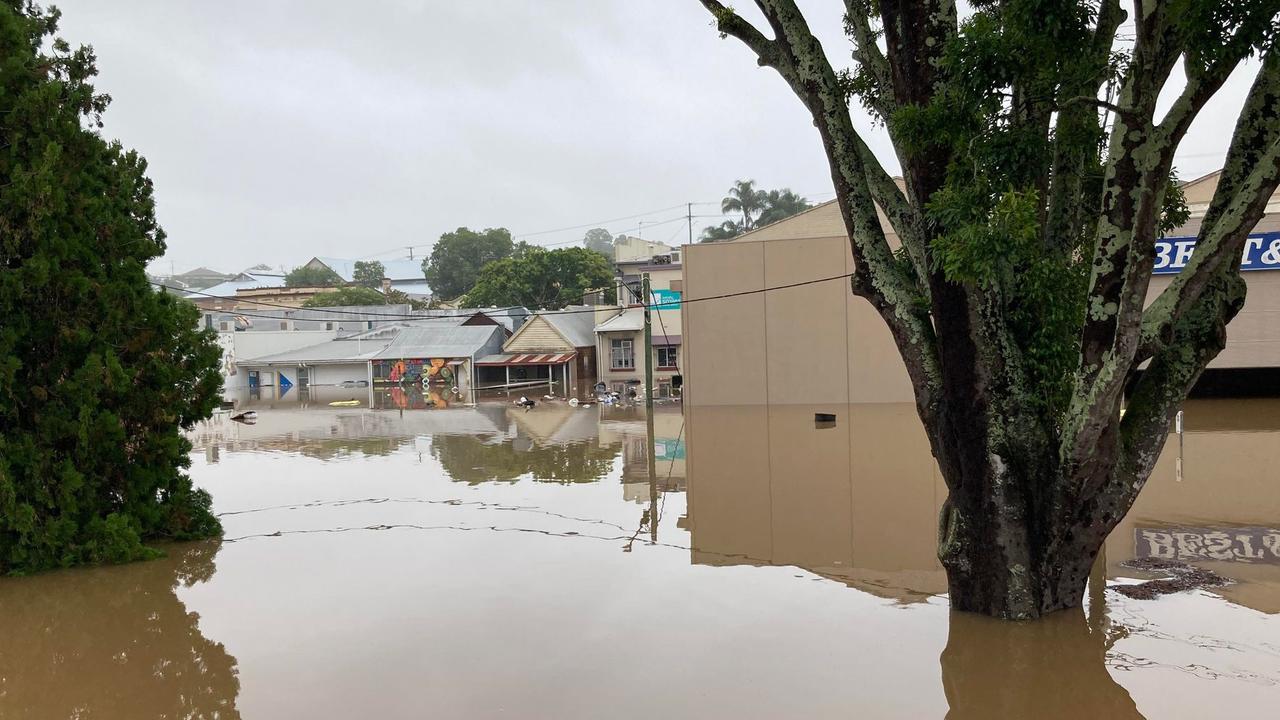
[683,235,914,406]
[685,173,1280,405]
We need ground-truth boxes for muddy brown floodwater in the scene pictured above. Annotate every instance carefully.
[1,388,1278,719]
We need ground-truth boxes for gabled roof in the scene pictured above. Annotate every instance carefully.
[540,307,597,347]
[501,307,596,350]
[188,273,285,298]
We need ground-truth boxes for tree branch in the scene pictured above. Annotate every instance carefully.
[1139,50,1280,359]
[697,1,779,66]
[695,0,943,428]
[842,0,894,119]
[1060,0,1200,470]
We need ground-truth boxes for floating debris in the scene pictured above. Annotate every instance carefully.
[1113,557,1230,600]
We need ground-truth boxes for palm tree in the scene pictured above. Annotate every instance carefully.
[756,189,812,227]
[700,220,743,242]
[720,179,767,231]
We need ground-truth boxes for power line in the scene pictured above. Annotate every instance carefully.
[516,204,691,239]
[160,270,857,324]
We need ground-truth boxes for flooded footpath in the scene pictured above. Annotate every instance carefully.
[1,387,1278,718]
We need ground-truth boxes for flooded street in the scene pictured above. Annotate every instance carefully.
[2,390,1278,718]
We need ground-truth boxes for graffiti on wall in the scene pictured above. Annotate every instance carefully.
[1135,526,1280,564]
[377,358,457,385]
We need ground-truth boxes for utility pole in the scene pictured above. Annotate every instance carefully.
[407,246,414,260]
[642,272,658,543]
[687,202,693,245]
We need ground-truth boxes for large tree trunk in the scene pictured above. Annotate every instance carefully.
[697,0,1280,621]
[938,476,1110,619]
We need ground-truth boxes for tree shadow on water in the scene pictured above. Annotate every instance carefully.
[0,540,240,719]
[941,603,1142,719]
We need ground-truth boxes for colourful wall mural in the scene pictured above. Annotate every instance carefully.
[375,358,458,386]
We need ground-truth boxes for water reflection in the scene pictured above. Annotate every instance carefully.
[0,541,239,719]
[685,402,947,601]
[941,608,1139,719]
[4,397,1277,718]
[430,433,621,484]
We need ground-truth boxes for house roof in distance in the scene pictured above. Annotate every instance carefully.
[540,307,598,347]
[311,257,426,283]
[245,323,504,365]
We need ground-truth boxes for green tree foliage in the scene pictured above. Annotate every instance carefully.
[702,181,812,241]
[352,260,385,288]
[582,227,615,260]
[757,188,812,226]
[700,220,744,242]
[699,0,1280,618]
[720,178,766,229]
[421,227,515,300]
[0,3,224,574]
[284,264,343,288]
[463,247,615,310]
[301,286,387,307]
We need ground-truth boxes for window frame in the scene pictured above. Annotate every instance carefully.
[610,338,635,370]
[655,345,678,370]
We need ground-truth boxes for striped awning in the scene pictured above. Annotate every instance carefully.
[475,352,577,367]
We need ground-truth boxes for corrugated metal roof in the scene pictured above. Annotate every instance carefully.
[245,336,391,364]
[594,308,644,332]
[242,323,504,365]
[376,325,503,359]
[188,273,284,298]
[540,307,597,347]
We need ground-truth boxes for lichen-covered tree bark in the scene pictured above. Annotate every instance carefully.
[696,0,1280,618]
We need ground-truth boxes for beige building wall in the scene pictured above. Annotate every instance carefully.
[613,236,674,262]
[683,173,1280,406]
[682,231,913,406]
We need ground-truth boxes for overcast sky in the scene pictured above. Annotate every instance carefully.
[52,1,1253,275]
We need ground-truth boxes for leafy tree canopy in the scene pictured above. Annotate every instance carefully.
[463,246,616,310]
[702,179,812,240]
[352,260,385,288]
[284,264,343,288]
[0,2,223,573]
[583,227,615,259]
[301,286,387,307]
[421,227,516,300]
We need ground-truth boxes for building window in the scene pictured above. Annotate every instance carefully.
[279,321,288,331]
[219,321,229,332]
[367,321,374,330]
[325,322,334,331]
[610,339,635,370]
[656,345,678,369]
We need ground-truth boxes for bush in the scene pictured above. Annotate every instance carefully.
[0,2,224,574]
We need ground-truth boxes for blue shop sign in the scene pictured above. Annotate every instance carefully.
[651,289,682,309]
[1154,231,1280,274]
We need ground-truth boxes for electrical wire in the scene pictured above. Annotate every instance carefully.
[160,269,855,324]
